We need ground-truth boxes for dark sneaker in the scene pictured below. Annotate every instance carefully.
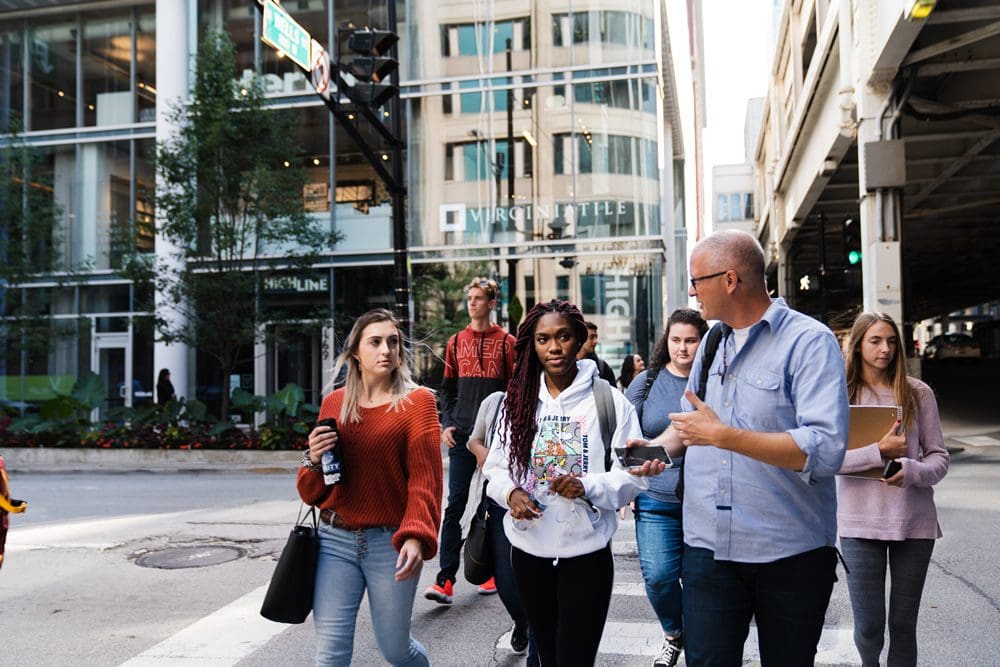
[652,636,682,667]
[510,622,529,655]
[423,580,454,605]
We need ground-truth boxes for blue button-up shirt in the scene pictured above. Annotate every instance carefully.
[681,298,848,563]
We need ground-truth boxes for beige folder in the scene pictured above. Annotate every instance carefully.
[841,404,901,478]
[848,405,901,450]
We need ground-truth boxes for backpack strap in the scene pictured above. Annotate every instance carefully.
[696,324,725,400]
[484,393,504,450]
[634,365,661,426]
[592,377,617,471]
[677,324,725,500]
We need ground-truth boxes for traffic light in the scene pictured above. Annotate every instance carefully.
[338,28,399,109]
[843,218,862,267]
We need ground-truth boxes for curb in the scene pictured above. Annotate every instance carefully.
[2,448,302,474]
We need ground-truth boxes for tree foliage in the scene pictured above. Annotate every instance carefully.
[411,262,492,386]
[152,31,336,419]
[0,117,83,399]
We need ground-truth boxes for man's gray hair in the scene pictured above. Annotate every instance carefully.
[692,230,766,286]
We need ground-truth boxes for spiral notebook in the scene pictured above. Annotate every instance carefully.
[841,404,902,478]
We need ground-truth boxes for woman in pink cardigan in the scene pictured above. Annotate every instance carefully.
[838,312,949,667]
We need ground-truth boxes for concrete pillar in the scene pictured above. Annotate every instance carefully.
[153,0,190,399]
[853,1,905,325]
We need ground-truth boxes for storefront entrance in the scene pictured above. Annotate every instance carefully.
[92,331,132,420]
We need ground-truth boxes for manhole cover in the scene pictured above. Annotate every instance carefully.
[135,545,246,569]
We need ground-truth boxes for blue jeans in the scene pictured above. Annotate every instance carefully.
[634,494,684,637]
[313,524,429,666]
[682,545,837,666]
[840,537,934,667]
[437,435,477,584]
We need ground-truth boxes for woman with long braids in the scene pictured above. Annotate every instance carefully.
[837,312,949,666]
[483,300,664,666]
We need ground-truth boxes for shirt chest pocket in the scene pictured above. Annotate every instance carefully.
[734,368,786,430]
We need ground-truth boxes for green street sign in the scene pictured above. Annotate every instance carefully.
[261,0,311,71]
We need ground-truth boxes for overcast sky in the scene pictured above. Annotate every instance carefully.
[702,0,774,194]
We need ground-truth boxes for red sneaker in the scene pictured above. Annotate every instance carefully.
[423,580,454,605]
[477,576,497,595]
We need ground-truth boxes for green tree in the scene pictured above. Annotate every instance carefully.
[152,31,334,420]
[0,116,78,409]
[411,262,491,386]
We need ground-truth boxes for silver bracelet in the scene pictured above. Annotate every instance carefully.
[301,450,323,472]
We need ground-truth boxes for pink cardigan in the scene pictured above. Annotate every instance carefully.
[837,378,949,540]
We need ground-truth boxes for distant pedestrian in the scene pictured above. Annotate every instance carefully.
[483,299,664,666]
[652,229,849,665]
[838,312,949,666]
[425,277,516,604]
[578,320,617,386]
[617,353,645,391]
[624,308,707,667]
[299,308,442,666]
[156,369,175,405]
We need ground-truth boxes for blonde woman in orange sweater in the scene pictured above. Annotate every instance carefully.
[298,309,443,666]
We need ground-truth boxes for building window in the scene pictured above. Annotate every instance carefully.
[714,192,753,222]
[554,133,658,178]
[441,18,530,57]
[446,139,531,181]
[28,20,77,130]
[458,77,510,114]
[716,194,730,222]
[572,73,655,113]
[552,11,654,49]
[83,11,133,127]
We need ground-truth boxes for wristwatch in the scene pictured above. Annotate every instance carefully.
[301,450,323,472]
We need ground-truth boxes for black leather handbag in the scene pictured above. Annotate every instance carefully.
[463,494,493,585]
[260,505,319,623]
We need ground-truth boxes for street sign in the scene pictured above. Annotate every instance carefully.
[310,40,330,99]
[261,0,311,71]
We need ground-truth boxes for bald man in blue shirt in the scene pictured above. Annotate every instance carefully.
[654,230,848,666]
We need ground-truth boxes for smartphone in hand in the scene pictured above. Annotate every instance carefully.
[882,459,902,478]
[615,442,673,469]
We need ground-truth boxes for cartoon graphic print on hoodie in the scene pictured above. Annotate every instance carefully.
[484,359,647,561]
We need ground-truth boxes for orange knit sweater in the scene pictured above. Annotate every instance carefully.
[296,387,443,559]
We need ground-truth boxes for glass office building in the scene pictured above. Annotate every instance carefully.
[1,0,693,416]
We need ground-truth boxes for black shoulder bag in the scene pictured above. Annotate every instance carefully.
[260,505,319,623]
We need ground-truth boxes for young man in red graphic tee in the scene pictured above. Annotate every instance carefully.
[424,277,515,604]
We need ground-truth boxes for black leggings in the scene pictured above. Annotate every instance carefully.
[511,544,614,666]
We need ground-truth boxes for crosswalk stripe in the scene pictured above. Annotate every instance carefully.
[118,585,287,666]
[500,621,860,665]
[613,582,647,596]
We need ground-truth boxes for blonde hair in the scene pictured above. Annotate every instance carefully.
[844,312,916,430]
[465,276,499,301]
[329,308,421,424]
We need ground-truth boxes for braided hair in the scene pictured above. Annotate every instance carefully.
[501,299,588,483]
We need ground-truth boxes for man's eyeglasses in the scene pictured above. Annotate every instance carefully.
[689,270,729,289]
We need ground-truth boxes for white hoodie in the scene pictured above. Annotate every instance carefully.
[483,360,646,560]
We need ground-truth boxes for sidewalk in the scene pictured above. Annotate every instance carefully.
[2,448,303,474]
[4,418,998,473]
